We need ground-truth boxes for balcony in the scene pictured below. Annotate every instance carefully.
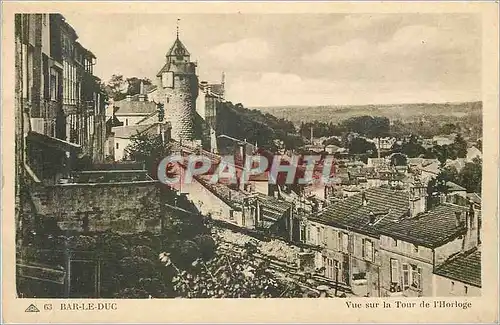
[387,291,404,297]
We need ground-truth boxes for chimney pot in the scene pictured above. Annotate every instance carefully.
[361,191,368,206]
[369,211,376,224]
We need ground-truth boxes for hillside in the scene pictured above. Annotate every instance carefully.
[216,102,304,152]
[254,101,482,126]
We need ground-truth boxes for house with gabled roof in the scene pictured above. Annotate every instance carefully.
[433,247,481,297]
[298,183,481,297]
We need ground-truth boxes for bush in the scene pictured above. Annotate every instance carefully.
[193,235,217,261]
[168,240,201,269]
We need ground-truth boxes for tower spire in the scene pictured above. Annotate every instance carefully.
[176,18,180,39]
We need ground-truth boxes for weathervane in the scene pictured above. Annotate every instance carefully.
[176,18,180,39]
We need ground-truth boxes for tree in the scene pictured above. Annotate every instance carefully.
[348,137,377,156]
[342,116,390,138]
[440,123,458,135]
[457,157,482,193]
[452,134,467,158]
[104,74,127,101]
[126,77,152,96]
[127,133,172,176]
[397,136,427,158]
[390,153,408,166]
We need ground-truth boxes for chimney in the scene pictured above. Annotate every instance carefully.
[138,81,146,101]
[200,81,208,92]
[361,191,368,206]
[369,211,376,224]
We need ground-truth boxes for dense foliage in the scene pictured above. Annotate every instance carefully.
[216,102,304,151]
[104,74,152,101]
[427,157,482,196]
[127,133,173,177]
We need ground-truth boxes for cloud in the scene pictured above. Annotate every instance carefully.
[306,39,373,63]
[379,25,473,56]
[225,72,480,107]
[306,24,478,65]
[208,38,271,64]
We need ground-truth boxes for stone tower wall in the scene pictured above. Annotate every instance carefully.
[162,72,198,142]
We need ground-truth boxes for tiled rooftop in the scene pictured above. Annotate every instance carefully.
[112,124,158,139]
[309,187,409,237]
[114,99,157,114]
[379,203,469,248]
[309,187,470,247]
[434,248,481,287]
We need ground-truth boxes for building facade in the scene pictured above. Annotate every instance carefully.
[300,186,482,297]
[15,13,106,184]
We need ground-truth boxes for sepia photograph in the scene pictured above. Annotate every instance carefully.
[2,1,499,323]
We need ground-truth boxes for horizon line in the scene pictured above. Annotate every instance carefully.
[246,99,483,109]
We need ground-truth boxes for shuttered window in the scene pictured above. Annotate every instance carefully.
[390,259,399,284]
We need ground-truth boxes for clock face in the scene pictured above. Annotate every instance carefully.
[174,47,185,57]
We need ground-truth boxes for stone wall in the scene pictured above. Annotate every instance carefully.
[161,74,199,142]
[33,181,164,234]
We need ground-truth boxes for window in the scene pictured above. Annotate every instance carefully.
[125,119,128,126]
[332,230,337,250]
[50,70,58,101]
[411,265,422,289]
[166,97,170,104]
[324,257,337,280]
[341,233,349,253]
[162,72,174,88]
[390,259,399,285]
[116,143,119,149]
[363,239,373,262]
[306,227,311,243]
[316,226,321,245]
[464,285,468,295]
[321,226,327,245]
[402,264,410,289]
[300,224,306,242]
[413,244,419,253]
[450,281,455,293]
[394,239,398,247]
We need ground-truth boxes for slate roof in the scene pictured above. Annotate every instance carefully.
[446,181,466,192]
[379,203,468,248]
[434,248,481,287]
[255,192,293,214]
[207,84,224,96]
[309,187,469,247]
[166,38,191,56]
[114,99,157,114]
[309,187,410,237]
[113,124,159,139]
[466,193,481,206]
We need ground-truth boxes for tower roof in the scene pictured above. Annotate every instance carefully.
[166,38,191,57]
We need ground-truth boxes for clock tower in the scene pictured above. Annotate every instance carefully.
[156,27,199,143]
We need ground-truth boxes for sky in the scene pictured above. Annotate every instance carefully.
[62,13,482,107]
